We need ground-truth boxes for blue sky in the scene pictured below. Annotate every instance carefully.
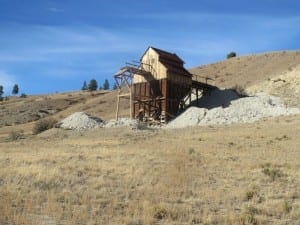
[0,0,299,95]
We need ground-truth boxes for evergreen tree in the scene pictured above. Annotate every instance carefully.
[103,79,110,90]
[81,80,88,91]
[227,51,237,59]
[12,84,19,95]
[0,85,3,96]
[0,85,3,101]
[88,79,98,91]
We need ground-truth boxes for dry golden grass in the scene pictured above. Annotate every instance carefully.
[189,50,300,107]
[0,115,299,225]
[190,51,300,89]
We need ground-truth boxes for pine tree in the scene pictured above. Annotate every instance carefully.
[81,81,88,91]
[12,84,19,95]
[0,85,3,101]
[227,51,237,59]
[103,79,110,90]
[88,79,98,91]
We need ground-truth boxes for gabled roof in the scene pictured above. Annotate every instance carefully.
[152,47,184,64]
[140,46,184,64]
[140,46,191,77]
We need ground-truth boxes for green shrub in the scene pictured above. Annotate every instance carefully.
[33,118,57,134]
[227,51,237,59]
[20,93,27,98]
[261,163,283,181]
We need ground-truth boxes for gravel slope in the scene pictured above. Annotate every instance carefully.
[167,93,300,128]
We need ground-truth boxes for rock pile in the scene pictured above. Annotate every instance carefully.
[59,112,104,130]
[58,90,300,130]
[104,118,139,128]
[59,113,139,131]
[166,93,300,128]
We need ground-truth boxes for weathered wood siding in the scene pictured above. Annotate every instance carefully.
[132,79,190,120]
[134,48,167,83]
[132,47,192,121]
[167,72,192,87]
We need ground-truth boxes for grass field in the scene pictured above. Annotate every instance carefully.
[1,115,299,225]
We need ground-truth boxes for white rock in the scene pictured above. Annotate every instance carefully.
[60,112,104,131]
[166,92,300,128]
[104,118,139,128]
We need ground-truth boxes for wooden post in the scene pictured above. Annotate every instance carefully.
[129,86,132,119]
[116,94,120,120]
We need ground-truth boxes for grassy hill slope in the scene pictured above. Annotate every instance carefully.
[190,51,300,106]
[0,50,299,136]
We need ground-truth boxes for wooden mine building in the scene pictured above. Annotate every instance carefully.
[114,47,215,123]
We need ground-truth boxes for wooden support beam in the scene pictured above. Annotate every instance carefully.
[130,86,132,119]
[116,94,120,120]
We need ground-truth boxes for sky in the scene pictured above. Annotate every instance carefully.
[0,0,299,95]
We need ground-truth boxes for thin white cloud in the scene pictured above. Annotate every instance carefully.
[129,11,300,24]
[48,7,64,13]
[0,12,299,83]
[0,24,144,63]
[0,55,48,63]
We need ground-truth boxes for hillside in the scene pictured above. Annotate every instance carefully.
[2,90,130,124]
[0,50,299,136]
[190,51,300,107]
[0,50,300,225]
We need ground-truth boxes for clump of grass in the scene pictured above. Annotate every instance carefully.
[275,135,289,141]
[188,148,195,155]
[261,163,283,181]
[225,210,260,225]
[152,205,168,220]
[237,213,259,225]
[32,118,57,134]
[245,190,257,201]
[7,130,24,141]
[228,142,236,147]
[281,200,292,214]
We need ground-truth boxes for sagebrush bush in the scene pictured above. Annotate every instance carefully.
[33,118,57,134]
[20,93,27,98]
[227,51,237,59]
[261,163,283,181]
[8,130,24,141]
